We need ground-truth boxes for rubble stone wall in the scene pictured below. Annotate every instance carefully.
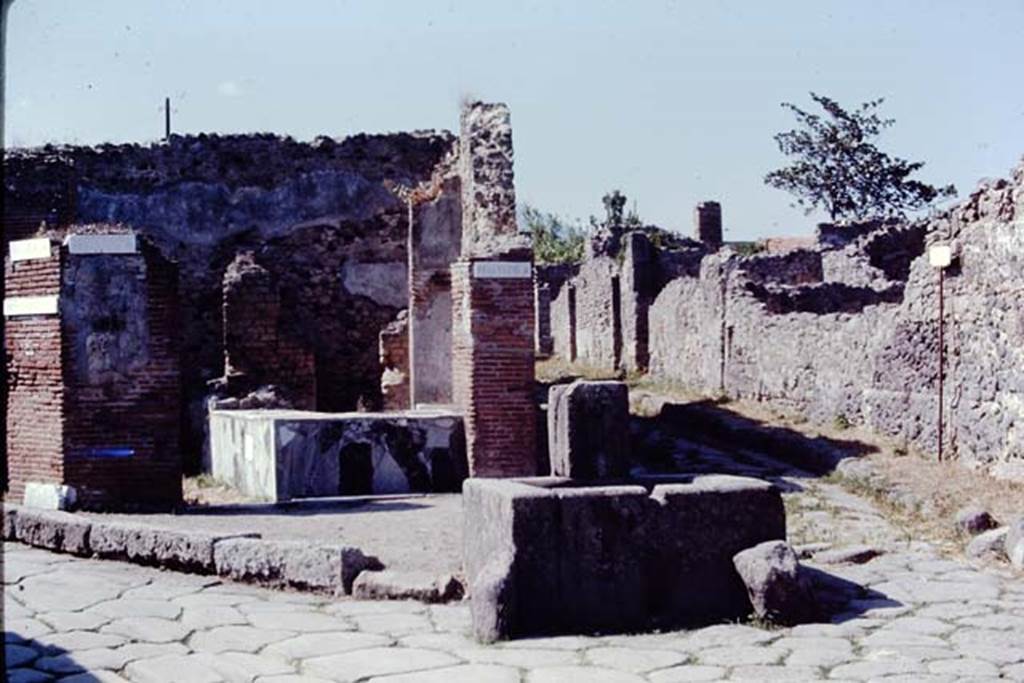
[648,163,1024,474]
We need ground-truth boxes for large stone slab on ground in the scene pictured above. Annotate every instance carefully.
[463,474,785,641]
[352,570,463,603]
[209,408,467,501]
[213,537,381,594]
[733,541,817,625]
[13,508,92,555]
[90,520,258,573]
[548,381,630,479]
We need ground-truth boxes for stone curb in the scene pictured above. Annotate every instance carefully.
[1,503,385,596]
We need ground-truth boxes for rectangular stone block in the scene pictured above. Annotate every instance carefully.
[90,520,257,573]
[548,381,631,480]
[463,474,785,641]
[213,537,379,594]
[209,408,467,502]
[14,508,92,556]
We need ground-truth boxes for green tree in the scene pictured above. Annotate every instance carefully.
[591,190,643,230]
[522,204,587,265]
[765,93,955,221]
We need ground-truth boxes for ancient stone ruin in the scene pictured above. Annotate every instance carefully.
[538,164,1024,478]
[3,101,538,508]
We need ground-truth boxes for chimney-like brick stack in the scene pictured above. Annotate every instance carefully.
[4,230,184,509]
[695,201,723,250]
[451,102,537,477]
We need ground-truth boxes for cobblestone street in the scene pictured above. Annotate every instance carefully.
[5,448,1024,682]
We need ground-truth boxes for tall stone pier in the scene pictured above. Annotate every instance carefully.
[451,102,537,477]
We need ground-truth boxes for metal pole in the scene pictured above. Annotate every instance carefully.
[165,97,171,140]
[938,266,944,462]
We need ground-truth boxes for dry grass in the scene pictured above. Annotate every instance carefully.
[535,357,622,384]
[640,390,1024,551]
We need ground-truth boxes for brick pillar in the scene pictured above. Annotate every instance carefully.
[453,101,537,477]
[4,238,65,501]
[452,258,536,476]
[695,201,723,250]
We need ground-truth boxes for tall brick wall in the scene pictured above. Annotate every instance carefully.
[452,259,537,476]
[4,241,65,499]
[220,251,316,408]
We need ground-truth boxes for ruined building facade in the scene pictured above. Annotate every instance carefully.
[4,102,537,505]
[539,163,1024,479]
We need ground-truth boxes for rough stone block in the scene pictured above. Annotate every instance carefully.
[733,541,818,625]
[463,474,784,641]
[1006,517,1024,568]
[966,527,1008,560]
[3,505,19,540]
[14,509,92,556]
[955,506,999,536]
[213,538,381,594]
[90,521,258,573]
[23,482,77,511]
[548,381,630,480]
[352,570,464,603]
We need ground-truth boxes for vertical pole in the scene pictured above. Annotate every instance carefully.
[938,266,945,462]
[165,97,171,140]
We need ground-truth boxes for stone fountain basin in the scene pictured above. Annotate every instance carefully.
[463,474,785,641]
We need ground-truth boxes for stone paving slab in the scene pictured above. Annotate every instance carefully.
[6,444,1024,682]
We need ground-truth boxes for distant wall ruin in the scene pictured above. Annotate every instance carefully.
[543,163,1024,477]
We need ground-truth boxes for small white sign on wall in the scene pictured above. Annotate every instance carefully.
[4,295,60,317]
[65,233,137,255]
[473,261,532,279]
[9,238,53,262]
[928,244,952,268]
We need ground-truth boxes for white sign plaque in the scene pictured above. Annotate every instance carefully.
[473,261,532,279]
[65,233,137,255]
[4,295,60,317]
[928,244,952,268]
[9,238,53,262]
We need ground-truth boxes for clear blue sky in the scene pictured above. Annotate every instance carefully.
[6,1,1024,240]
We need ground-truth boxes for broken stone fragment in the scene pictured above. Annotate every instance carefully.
[733,540,818,626]
[812,545,883,565]
[954,506,999,536]
[353,570,464,603]
[965,527,1009,561]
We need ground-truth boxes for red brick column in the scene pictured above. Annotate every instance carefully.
[3,240,64,500]
[452,258,536,477]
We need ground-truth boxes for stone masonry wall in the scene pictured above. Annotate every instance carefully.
[648,161,1024,476]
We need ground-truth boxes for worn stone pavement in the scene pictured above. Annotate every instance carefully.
[5,445,1024,682]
